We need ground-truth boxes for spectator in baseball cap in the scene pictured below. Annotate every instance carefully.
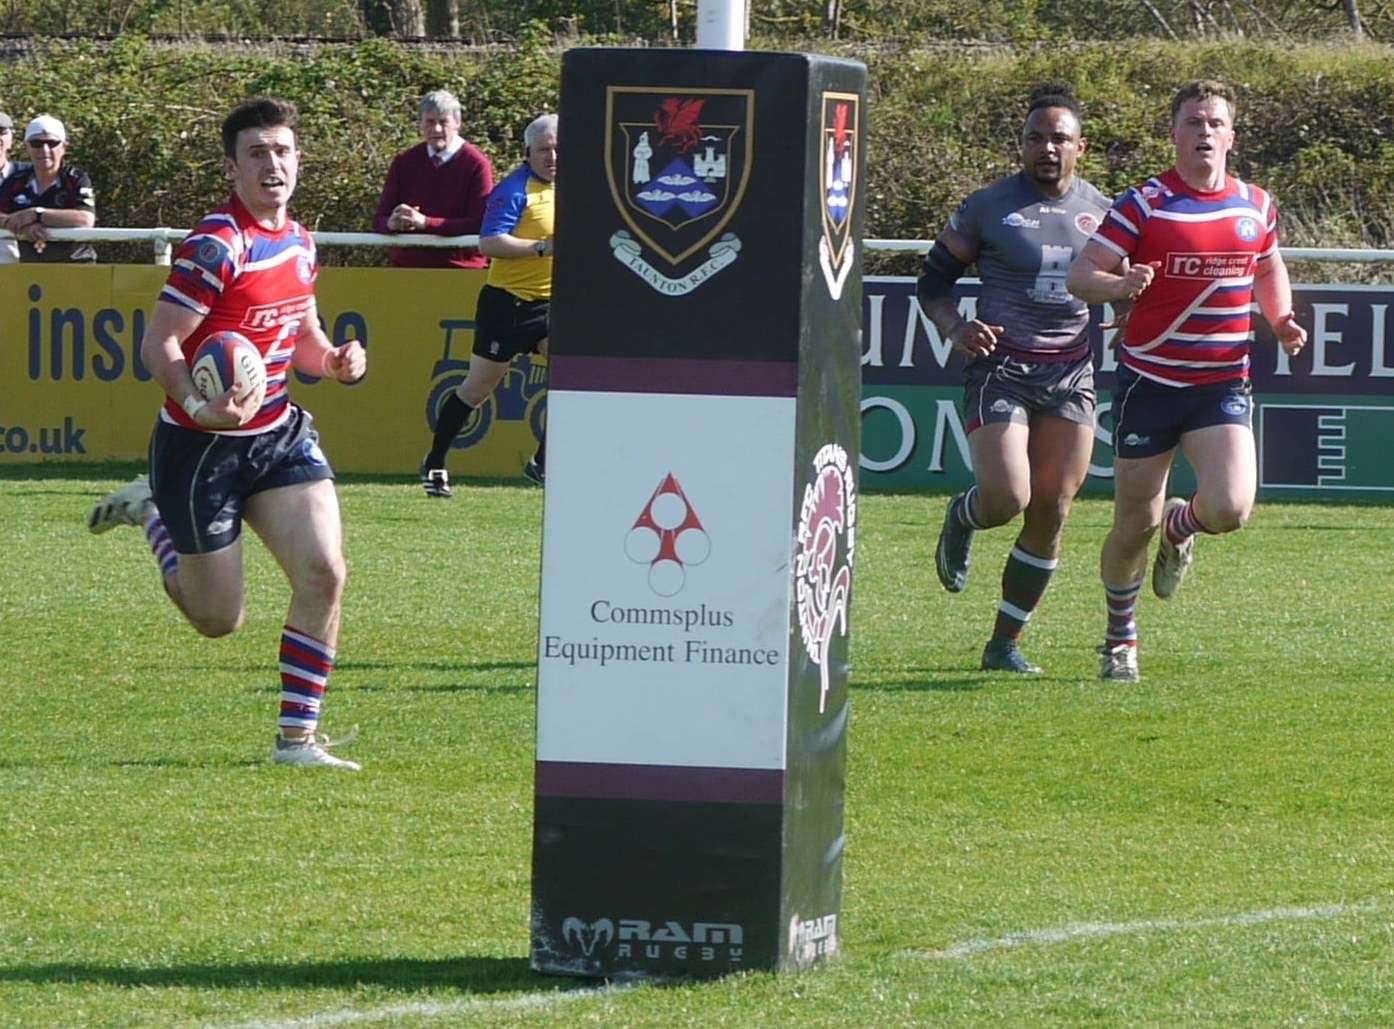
[0,113,97,262]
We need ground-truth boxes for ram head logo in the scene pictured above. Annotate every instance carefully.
[562,917,616,956]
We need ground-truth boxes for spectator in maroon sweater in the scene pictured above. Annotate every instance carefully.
[373,90,493,269]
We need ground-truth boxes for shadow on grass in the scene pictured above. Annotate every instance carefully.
[352,681,532,695]
[180,661,535,679]
[336,660,534,674]
[0,954,555,993]
[2,487,94,498]
[0,757,265,770]
[854,673,983,692]
[0,463,537,491]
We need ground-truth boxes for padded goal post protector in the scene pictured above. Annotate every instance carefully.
[530,48,867,978]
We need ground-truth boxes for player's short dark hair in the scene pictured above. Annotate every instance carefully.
[1170,79,1237,123]
[221,97,299,158]
[1026,82,1082,122]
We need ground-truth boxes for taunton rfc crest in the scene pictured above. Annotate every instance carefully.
[818,92,859,300]
[605,86,753,296]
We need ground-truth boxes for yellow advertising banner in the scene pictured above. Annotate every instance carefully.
[0,265,547,476]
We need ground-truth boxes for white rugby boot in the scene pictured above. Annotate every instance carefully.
[1098,642,1141,683]
[1152,497,1196,599]
[272,729,361,771]
[88,475,154,534]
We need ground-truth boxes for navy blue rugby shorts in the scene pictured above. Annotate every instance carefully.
[1110,367,1253,460]
[147,404,335,554]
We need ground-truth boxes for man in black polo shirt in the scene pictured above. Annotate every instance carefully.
[0,115,96,262]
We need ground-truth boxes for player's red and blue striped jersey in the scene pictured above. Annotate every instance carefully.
[158,193,318,434]
[1092,168,1278,387]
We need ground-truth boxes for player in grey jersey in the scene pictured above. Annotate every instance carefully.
[918,84,1110,675]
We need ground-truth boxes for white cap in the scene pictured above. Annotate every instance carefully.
[24,115,66,144]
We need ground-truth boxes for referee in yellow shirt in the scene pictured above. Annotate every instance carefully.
[422,113,557,497]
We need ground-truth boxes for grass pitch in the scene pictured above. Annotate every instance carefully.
[2,464,1392,1027]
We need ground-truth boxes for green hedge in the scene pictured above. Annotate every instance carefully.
[2,34,1390,278]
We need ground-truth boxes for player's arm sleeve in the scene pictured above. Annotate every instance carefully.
[1092,189,1145,261]
[372,156,402,234]
[917,228,974,305]
[162,227,236,317]
[1256,190,1280,260]
[917,192,980,306]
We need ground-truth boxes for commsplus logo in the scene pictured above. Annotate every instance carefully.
[795,443,857,713]
[623,473,711,598]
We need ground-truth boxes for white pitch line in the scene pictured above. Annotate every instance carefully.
[210,982,633,1029]
[906,900,1388,961]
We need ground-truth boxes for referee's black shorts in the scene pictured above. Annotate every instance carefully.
[471,284,549,363]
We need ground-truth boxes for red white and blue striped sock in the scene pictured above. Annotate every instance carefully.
[278,625,335,734]
[1104,578,1143,648]
[1164,497,1210,547]
[141,512,179,579]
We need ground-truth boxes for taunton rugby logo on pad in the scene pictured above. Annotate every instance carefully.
[818,91,859,300]
[605,86,753,295]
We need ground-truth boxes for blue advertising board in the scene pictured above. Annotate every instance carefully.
[860,277,1394,499]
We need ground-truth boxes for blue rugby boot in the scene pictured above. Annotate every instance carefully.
[980,637,1042,675]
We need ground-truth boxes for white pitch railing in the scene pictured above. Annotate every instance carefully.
[2,228,1393,266]
[859,238,1394,264]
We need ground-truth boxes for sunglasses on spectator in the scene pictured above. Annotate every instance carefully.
[27,138,63,150]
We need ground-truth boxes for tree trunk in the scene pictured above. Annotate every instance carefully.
[669,0,679,41]
[395,0,426,36]
[823,0,842,39]
[360,0,392,34]
[425,0,457,37]
[1344,0,1364,39]
[1140,0,1180,40]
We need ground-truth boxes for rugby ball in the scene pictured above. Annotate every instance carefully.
[190,331,267,408]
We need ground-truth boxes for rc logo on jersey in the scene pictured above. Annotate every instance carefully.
[624,472,711,597]
[1074,211,1100,236]
[819,92,859,300]
[605,87,753,296]
[1235,216,1260,243]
